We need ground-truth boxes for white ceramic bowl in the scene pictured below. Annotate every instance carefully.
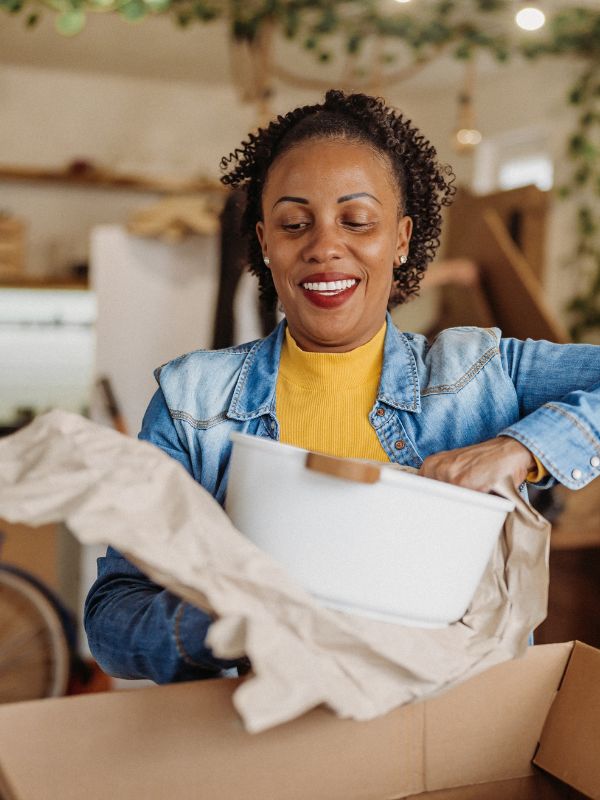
[225,433,514,628]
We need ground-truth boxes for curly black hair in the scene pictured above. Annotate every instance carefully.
[220,89,456,309]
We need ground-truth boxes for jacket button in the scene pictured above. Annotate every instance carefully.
[591,456,600,468]
[376,408,385,417]
[395,440,405,450]
[571,468,583,481]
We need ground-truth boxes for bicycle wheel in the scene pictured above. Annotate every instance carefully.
[0,569,70,703]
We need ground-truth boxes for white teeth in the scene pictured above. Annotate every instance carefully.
[302,279,357,292]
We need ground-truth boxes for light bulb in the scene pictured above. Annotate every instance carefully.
[455,128,482,147]
[515,7,545,31]
[393,0,412,4]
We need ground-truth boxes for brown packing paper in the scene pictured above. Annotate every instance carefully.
[0,411,550,732]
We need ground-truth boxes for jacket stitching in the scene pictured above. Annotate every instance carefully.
[229,339,263,415]
[171,410,228,429]
[155,347,254,380]
[545,403,600,452]
[400,331,419,410]
[421,345,498,396]
[378,329,420,411]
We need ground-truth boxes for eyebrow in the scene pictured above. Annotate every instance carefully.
[272,196,309,208]
[338,192,381,205]
[272,191,381,209]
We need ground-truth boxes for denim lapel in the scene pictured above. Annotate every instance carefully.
[227,320,286,421]
[377,313,422,413]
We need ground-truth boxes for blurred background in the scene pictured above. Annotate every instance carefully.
[0,0,598,701]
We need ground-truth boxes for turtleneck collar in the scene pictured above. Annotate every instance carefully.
[279,322,387,389]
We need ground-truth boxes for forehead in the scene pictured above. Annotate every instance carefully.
[264,137,400,200]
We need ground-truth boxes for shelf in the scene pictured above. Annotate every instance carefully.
[0,276,89,291]
[0,164,226,196]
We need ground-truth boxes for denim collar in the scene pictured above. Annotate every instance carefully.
[227,312,421,421]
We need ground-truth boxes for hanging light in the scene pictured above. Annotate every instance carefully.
[453,61,482,154]
[392,0,413,4]
[455,128,483,148]
[515,6,546,31]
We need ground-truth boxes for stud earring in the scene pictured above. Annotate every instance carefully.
[263,256,270,266]
[399,254,408,265]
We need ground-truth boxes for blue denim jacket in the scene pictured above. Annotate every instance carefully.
[84,316,600,683]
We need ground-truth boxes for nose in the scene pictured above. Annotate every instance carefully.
[301,220,344,264]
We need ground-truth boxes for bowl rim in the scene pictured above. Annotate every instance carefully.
[229,432,515,514]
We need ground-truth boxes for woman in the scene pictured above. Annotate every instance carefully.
[85,90,600,684]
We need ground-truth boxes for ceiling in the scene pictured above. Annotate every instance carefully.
[0,12,232,84]
[0,8,512,91]
[0,3,593,92]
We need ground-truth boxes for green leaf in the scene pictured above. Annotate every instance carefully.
[192,1,217,21]
[55,8,85,34]
[120,0,147,20]
[145,0,171,10]
[574,165,591,185]
[346,31,362,55]
[454,42,471,60]
[569,88,583,105]
[3,0,23,13]
[435,1,455,17]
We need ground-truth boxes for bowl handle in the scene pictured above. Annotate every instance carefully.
[305,452,381,484]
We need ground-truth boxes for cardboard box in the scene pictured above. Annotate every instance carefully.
[0,216,25,278]
[0,518,58,591]
[0,641,597,800]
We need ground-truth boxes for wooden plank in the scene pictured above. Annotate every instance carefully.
[0,163,226,196]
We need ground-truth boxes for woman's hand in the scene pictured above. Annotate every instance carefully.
[419,437,536,493]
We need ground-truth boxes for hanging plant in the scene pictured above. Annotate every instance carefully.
[2,0,600,340]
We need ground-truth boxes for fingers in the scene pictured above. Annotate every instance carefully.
[418,439,534,494]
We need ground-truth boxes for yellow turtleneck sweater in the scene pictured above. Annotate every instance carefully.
[276,323,389,462]
[275,322,547,482]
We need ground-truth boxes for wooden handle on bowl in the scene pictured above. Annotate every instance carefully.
[305,452,381,484]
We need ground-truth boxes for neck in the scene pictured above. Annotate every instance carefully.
[286,318,388,353]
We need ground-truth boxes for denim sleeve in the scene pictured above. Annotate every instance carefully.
[498,338,600,489]
[84,388,244,682]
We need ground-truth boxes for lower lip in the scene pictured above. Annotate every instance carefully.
[301,283,359,309]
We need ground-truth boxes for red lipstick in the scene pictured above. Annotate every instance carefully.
[299,272,360,309]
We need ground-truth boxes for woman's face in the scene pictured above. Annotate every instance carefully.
[256,138,412,352]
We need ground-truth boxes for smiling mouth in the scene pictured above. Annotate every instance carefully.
[301,278,358,296]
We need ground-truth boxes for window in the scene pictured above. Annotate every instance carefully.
[473,127,553,195]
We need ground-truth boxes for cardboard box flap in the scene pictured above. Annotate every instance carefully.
[423,643,573,792]
[0,676,423,800]
[0,643,585,800]
[534,641,600,799]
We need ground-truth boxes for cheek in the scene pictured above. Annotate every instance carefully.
[362,239,396,276]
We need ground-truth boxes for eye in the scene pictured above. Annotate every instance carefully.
[342,220,375,230]
[281,221,310,231]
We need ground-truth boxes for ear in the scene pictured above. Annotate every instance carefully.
[394,215,413,266]
[256,221,269,266]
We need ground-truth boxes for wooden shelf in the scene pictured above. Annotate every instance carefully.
[0,164,226,196]
[0,276,89,291]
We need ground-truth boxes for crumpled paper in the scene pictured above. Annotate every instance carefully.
[0,410,550,733]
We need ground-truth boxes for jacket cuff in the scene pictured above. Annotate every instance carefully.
[499,402,600,490]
